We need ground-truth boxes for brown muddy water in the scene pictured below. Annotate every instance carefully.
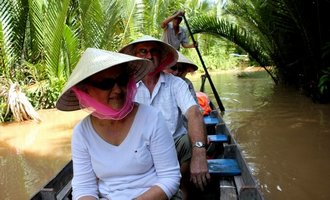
[1,70,330,199]
[0,109,87,199]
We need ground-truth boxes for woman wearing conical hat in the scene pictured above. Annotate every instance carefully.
[56,48,181,200]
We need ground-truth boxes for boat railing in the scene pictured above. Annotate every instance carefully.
[31,160,73,200]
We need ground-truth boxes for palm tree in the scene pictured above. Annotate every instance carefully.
[0,0,29,81]
[0,0,126,121]
[188,0,330,102]
[188,15,278,83]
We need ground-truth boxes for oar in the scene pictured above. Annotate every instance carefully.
[182,15,225,112]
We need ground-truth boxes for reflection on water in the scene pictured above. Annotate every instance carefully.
[0,109,87,199]
[190,70,330,200]
[234,86,330,200]
[1,70,330,199]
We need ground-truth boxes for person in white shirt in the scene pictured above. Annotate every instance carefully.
[56,48,181,200]
[120,36,209,200]
[164,51,200,129]
[164,51,199,103]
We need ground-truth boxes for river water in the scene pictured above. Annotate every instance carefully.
[1,70,330,199]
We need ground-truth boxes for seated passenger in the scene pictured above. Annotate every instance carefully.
[120,36,210,200]
[56,48,181,200]
[164,51,199,103]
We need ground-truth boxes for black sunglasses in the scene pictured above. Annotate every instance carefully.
[86,74,129,90]
[170,66,178,71]
[137,48,160,56]
[170,65,184,72]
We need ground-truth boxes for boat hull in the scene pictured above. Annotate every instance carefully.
[31,109,263,200]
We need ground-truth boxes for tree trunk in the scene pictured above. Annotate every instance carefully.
[7,83,41,122]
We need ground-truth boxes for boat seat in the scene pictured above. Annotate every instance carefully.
[208,134,228,143]
[207,134,228,158]
[207,159,241,176]
[204,115,220,126]
[204,113,223,134]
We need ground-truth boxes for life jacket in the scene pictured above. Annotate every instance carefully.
[196,91,212,116]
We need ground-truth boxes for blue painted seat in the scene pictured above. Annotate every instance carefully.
[208,159,241,176]
[208,134,228,143]
[203,115,220,126]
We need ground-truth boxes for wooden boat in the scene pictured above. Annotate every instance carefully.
[31,160,73,200]
[192,107,264,200]
[30,104,263,200]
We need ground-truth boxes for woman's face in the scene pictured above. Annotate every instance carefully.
[85,65,129,110]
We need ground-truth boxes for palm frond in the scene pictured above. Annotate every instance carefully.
[0,0,29,78]
[120,0,136,45]
[12,0,29,52]
[189,15,272,67]
[62,24,80,79]
[0,22,10,78]
[100,0,123,50]
[79,0,104,48]
[27,0,45,61]
[133,0,183,38]
[44,0,70,79]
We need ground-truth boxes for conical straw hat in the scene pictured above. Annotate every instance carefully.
[176,51,198,72]
[56,48,153,111]
[119,35,178,71]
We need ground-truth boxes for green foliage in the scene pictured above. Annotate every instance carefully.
[1,0,330,122]
[26,78,66,109]
[0,99,12,122]
[0,76,11,122]
[318,67,330,94]
[0,0,29,80]
[229,0,330,102]
[187,4,281,83]
[23,61,48,83]
[0,0,127,119]
[185,38,240,71]
[43,0,70,80]
[185,0,330,102]
[318,43,330,95]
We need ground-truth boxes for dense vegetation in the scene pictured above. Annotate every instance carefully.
[190,0,330,102]
[0,0,329,122]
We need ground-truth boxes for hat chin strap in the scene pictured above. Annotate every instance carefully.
[71,78,137,120]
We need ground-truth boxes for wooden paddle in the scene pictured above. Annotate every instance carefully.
[182,15,225,112]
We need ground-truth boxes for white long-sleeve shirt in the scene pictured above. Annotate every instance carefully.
[71,104,180,200]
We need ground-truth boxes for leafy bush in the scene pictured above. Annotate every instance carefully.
[0,77,11,122]
[26,78,66,110]
[0,98,12,122]
[318,67,330,95]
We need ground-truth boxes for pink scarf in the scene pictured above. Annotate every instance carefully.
[149,55,174,76]
[71,77,137,120]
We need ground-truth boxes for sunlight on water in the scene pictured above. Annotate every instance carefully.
[0,109,86,155]
[0,109,87,199]
[1,70,330,199]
